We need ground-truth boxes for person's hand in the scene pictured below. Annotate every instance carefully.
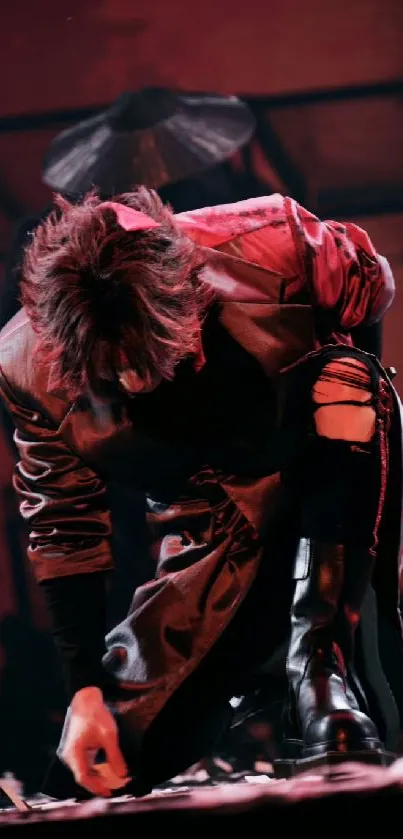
[60,686,130,797]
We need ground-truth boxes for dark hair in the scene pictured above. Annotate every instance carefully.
[21,187,210,397]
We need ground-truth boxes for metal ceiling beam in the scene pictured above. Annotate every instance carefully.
[248,79,403,109]
[0,105,103,133]
[0,79,402,134]
[321,202,403,219]
[251,105,307,203]
[315,185,403,218]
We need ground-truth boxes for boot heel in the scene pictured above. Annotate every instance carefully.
[273,748,396,779]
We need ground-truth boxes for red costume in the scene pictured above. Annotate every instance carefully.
[0,194,402,793]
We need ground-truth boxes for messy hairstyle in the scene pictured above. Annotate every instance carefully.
[21,188,210,398]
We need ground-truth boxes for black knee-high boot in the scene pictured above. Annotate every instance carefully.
[276,434,393,775]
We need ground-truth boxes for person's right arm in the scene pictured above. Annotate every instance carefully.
[0,368,128,795]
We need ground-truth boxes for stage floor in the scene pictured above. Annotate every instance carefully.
[1,760,403,834]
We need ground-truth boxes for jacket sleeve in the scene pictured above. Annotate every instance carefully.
[0,370,113,695]
[7,401,113,583]
[285,197,395,329]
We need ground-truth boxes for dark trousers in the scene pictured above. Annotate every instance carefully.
[44,344,403,798]
[43,523,296,799]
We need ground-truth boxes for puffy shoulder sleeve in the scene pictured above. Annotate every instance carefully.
[285,197,395,328]
[0,367,113,582]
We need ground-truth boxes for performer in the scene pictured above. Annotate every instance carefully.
[0,188,402,798]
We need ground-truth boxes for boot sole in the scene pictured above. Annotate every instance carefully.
[273,748,396,779]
